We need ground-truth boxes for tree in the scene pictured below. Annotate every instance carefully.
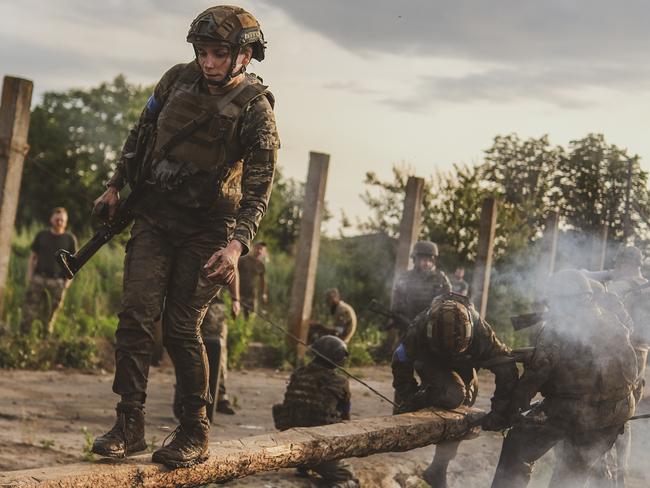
[19,76,152,231]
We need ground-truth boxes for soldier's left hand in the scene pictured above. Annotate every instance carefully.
[204,241,243,284]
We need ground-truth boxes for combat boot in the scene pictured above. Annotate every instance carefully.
[152,407,210,468]
[91,402,147,458]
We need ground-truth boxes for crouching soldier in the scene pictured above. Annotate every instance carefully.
[490,270,638,488]
[392,292,518,488]
[273,336,360,488]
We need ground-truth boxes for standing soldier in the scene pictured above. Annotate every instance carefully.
[490,270,638,488]
[21,207,77,337]
[238,241,268,318]
[272,336,360,488]
[391,241,451,335]
[450,266,470,297]
[90,5,279,469]
[392,293,518,487]
[585,246,647,487]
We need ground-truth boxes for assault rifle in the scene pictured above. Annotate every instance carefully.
[368,299,411,331]
[56,119,156,279]
[56,200,137,279]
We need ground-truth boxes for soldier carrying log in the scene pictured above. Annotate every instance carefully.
[392,292,519,487]
[490,270,638,488]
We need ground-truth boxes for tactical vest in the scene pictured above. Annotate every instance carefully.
[398,269,451,320]
[150,65,271,211]
[276,364,346,428]
[542,314,637,402]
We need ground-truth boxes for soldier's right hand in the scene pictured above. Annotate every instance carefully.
[92,186,120,221]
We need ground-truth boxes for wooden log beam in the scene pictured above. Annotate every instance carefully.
[0,406,483,488]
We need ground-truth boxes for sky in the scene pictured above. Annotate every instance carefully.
[2,0,650,235]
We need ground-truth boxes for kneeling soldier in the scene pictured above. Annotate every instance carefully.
[273,336,360,488]
[392,293,518,488]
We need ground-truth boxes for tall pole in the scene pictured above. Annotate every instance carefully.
[541,211,559,277]
[287,152,329,362]
[596,223,608,271]
[0,76,33,316]
[387,176,424,350]
[471,198,498,317]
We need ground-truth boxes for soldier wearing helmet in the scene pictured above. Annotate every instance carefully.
[272,336,359,487]
[392,293,518,487]
[491,269,638,488]
[390,241,451,335]
[91,5,279,468]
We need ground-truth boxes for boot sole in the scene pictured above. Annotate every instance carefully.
[152,452,210,469]
[91,439,148,459]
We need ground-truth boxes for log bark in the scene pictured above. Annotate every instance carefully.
[0,406,483,488]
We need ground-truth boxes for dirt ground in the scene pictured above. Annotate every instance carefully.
[0,365,648,487]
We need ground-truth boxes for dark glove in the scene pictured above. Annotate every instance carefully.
[481,410,511,431]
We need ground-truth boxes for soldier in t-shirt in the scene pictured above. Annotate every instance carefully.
[237,241,268,318]
[20,207,77,337]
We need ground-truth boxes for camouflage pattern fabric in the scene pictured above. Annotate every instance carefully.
[112,218,227,406]
[329,300,357,343]
[490,305,637,488]
[391,268,452,323]
[273,361,351,429]
[20,274,67,337]
[273,361,357,487]
[200,301,229,402]
[237,253,265,312]
[392,295,517,416]
[107,61,278,412]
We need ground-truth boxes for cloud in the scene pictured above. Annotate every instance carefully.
[264,1,650,63]
[382,63,650,112]
[323,81,379,96]
[265,0,650,105]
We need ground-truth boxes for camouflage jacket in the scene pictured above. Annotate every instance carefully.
[391,268,452,323]
[273,361,351,430]
[512,306,637,431]
[392,297,517,415]
[328,300,357,343]
[109,62,280,252]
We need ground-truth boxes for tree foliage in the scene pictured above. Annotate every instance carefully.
[20,75,152,231]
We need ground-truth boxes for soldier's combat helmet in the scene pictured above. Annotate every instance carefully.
[426,297,473,355]
[310,335,349,367]
[187,5,266,85]
[411,240,439,259]
[615,245,643,267]
[545,269,593,315]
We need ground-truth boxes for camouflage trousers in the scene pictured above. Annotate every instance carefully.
[201,301,229,402]
[491,420,624,488]
[113,217,226,408]
[20,274,67,337]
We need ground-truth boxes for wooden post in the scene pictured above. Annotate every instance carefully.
[387,176,424,350]
[596,223,608,271]
[471,198,498,317]
[0,76,33,316]
[541,211,559,276]
[287,152,329,362]
[0,407,483,488]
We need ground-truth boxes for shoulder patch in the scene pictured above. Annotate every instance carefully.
[395,343,409,362]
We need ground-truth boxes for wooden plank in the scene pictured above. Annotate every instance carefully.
[0,407,483,488]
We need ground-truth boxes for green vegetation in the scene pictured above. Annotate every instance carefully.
[3,76,650,371]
